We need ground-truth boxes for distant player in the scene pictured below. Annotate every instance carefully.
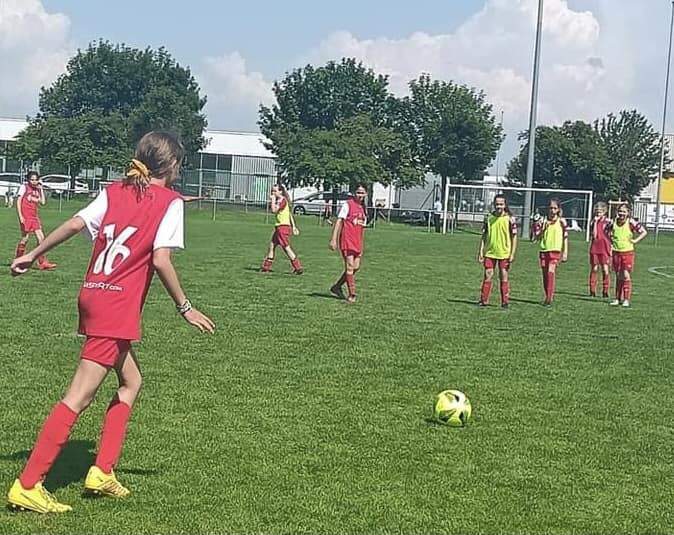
[533,198,569,306]
[260,184,303,274]
[588,201,611,298]
[477,195,518,308]
[607,203,647,307]
[329,183,368,304]
[7,132,214,514]
[15,171,56,270]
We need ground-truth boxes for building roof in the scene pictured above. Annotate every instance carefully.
[203,130,274,158]
[0,117,275,159]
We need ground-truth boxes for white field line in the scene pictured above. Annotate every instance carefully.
[648,266,674,279]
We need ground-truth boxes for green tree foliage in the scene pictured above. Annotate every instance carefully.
[259,58,424,190]
[594,110,661,200]
[508,110,661,201]
[405,74,504,195]
[13,41,206,179]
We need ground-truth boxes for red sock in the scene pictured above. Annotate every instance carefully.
[541,268,548,296]
[480,280,492,304]
[291,258,303,272]
[623,279,632,300]
[261,258,273,272]
[545,271,556,302]
[615,279,624,301]
[589,271,598,294]
[19,402,78,489]
[345,274,356,297]
[500,281,510,305]
[95,397,132,474]
[602,273,610,294]
[15,241,26,259]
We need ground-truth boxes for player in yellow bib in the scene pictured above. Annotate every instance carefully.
[260,184,303,274]
[477,195,518,308]
[608,203,647,307]
[532,198,569,306]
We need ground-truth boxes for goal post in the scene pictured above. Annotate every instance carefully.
[443,182,594,241]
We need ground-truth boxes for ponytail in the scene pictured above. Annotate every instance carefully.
[124,158,151,195]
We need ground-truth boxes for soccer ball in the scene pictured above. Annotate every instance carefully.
[434,389,472,427]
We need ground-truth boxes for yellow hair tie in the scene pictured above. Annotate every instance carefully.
[128,158,150,179]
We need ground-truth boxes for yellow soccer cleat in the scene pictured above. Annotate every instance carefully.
[7,479,72,513]
[84,466,130,498]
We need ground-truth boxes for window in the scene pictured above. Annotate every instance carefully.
[217,154,232,171]
[201,153,217,170]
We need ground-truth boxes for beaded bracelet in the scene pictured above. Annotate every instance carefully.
[177,299,192,315]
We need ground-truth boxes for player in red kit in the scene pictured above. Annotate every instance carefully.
[7,132,214,514]
[588,201,611,298]
[15,171,57,270]
[329,184,367,304]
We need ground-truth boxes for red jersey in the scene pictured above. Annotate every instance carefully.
[589,216,612,256]
[18,184,41,218]
[76,182,184,341]
[339,198,366,254]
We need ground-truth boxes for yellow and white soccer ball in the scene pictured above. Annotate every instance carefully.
[433,389,472,427]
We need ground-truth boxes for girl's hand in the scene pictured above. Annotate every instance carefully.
[183,308,215,334]
[329,239,338,251]
[562,252,568,263]
[293,227,300,236]
[477,253,484,263]
[11,253,35,276]
[509,256,515,264]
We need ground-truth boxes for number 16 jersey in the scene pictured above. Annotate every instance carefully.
[76,182,185,341]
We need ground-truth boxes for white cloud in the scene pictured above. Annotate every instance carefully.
[0,0,72,116]
[197,52,274,131]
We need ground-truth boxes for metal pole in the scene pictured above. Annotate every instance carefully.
[442,180,450,234]
[656,0,674,245]
[522,0,545,238]
[495,109,504,180]
[586,190,593,243]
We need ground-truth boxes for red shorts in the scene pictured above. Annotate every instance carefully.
[80,337,131,368]
[341,249,362,259]
[589,253,611,266]
[484,257,510,270]
[539,251,562,269]
[272,225,292,248]
[612,251,635,273]
[20,217,42,233]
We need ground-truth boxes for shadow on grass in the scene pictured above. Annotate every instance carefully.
[556,290,590,298]
[510,297,542,306]
[447,298,479,306]
[308,292,342,301]
[243,266,264,273]
[0,440,161,490]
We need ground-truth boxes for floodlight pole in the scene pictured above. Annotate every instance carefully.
[655,0,674,245]
[522,0,544,239]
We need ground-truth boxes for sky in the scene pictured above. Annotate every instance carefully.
[1,0,673,169]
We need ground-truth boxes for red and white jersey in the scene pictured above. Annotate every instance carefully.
[589,216,612,256]
[338,198,367,254]
[18,184,41,218]
[76,182,184,341]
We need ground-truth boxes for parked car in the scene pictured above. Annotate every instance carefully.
[292,191,352,215]
[0,172,22,197]
[40,174,90,195]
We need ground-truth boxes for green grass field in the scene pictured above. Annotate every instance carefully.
[1,201,673,534]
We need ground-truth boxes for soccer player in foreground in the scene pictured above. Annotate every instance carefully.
[588,201,612,298]
[7,132,215,514]
[608,203,647,307]
[14,171,57,270]
[260,184,303,274]
[477,195,518,308]
[329,183,368,304]
[533,198,569,306]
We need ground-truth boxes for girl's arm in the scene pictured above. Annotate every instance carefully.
[16,192,24,222]
[152,247,215,333]
[477,225,486,262]
[11,216,85,274]
[39,186,46,206]
[510,234,518,262]
[329,219,343,250]
[270,196,280,214]
[290,212,300,235]
[632,225,648,245]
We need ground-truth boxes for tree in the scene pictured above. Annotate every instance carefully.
[12,41,207,182]
[507,121,613,197]
[259,58,424,191]
[405,74,504,197]
[594,110,661,200]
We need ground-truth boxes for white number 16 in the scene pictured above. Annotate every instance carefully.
[93,224,138,275]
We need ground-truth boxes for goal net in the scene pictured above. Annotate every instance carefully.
[442,183,594,241]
